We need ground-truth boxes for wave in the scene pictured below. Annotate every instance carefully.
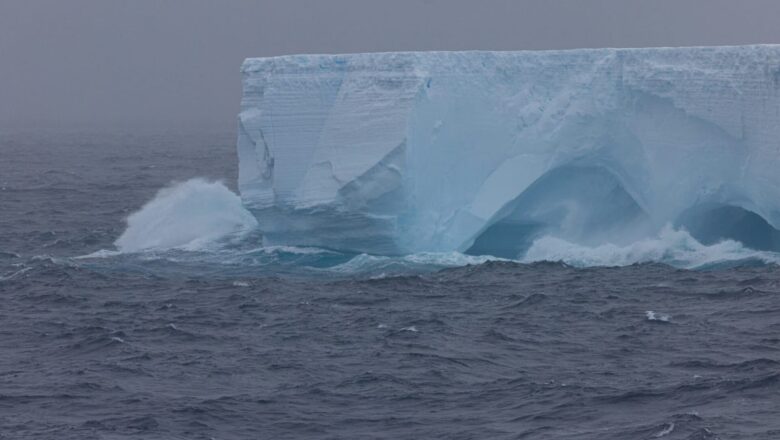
[326,252,505,277]
[114,179,258,253]
[522,225,780,269]
[73,179,780,277]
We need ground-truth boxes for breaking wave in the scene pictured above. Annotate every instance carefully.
[114,179,258,253]
[75,179,495,277]
[75,179,780,276]
[522,225,780,269]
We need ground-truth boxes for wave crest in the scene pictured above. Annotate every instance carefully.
[115,179,258,253]
[82,181,780,276]
[522,226,780,269]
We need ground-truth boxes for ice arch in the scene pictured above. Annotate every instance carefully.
[677,204,780,252]
[465,166,648,258]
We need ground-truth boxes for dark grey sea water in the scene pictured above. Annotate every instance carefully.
[2,131,780,439]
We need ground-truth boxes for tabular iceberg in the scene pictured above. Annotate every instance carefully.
[237,46,780,257]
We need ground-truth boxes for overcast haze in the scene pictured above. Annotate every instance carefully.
[2,0,780,131]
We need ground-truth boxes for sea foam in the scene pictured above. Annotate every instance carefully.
[522,225,780,269]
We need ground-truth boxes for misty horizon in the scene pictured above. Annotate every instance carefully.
[3,0,780,131]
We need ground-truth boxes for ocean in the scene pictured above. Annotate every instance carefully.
[2,130,780,439]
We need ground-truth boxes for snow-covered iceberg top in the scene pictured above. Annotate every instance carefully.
[237,46,780,256]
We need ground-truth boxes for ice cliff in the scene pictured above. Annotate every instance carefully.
[237,46,780,256]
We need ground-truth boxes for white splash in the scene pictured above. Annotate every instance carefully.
[115,179,258,253]
[522,225,780,269]
[329,251,504,274]
[645,311,671,322]
[0,266,33,282]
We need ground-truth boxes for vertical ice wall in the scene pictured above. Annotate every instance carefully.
[238,46,780,255]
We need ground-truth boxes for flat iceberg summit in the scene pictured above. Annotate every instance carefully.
[237,46,780,256]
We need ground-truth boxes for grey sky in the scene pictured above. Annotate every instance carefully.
[2,0,780,131]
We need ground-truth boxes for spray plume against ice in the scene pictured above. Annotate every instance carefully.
[87,179,493,277]
[522,226,780,269]
[115,179,258,253]
[98,179,779,275]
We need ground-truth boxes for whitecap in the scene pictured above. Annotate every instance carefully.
[329,251,505,275]
[256,245,335,255]
[522,225,780,269]
[654,422,675,437]
[646,311,671,322]
[0,266,32,282]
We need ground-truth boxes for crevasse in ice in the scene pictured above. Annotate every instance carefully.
[237,46,780,256]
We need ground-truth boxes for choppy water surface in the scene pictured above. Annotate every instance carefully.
[2,131,780,439]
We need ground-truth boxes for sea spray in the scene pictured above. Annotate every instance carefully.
[100,181,780,274]
[522,225,780,269]
[115,178,257,252]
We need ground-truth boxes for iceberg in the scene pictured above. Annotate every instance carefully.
[237,46,780,257]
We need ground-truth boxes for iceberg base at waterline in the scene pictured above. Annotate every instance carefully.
[237,46,780,258]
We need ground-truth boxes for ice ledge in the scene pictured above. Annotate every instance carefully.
[241,45,780,74]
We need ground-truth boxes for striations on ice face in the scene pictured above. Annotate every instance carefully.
[237,46,780,256]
